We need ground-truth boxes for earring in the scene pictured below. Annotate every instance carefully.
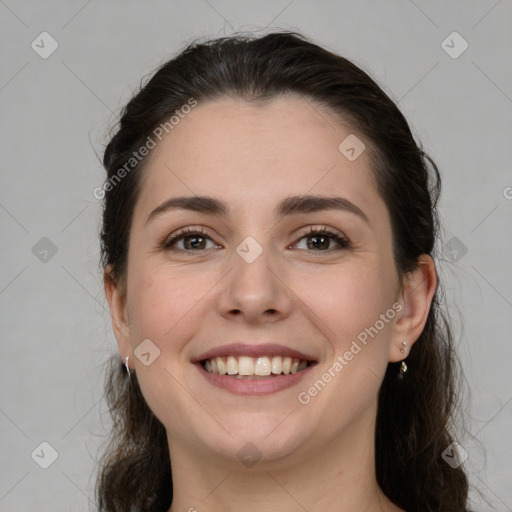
[124,355,131,380]
[398,342,408,378]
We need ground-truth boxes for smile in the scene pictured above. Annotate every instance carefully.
[192,343,318,395]
[202,355,309,377]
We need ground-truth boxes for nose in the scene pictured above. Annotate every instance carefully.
[217,240,293,325]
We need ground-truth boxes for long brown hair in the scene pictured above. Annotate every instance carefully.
[96,30,470,511]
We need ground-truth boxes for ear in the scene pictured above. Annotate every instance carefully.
[389,255,438,362]
[104,265,133,369]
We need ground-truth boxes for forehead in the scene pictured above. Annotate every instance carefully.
[133,95,385,224]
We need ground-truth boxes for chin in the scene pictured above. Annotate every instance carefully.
[191,410,318,468]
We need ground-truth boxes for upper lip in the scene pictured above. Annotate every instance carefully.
[192,343,318,363]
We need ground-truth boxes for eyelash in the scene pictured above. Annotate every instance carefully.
[161,225,351,253]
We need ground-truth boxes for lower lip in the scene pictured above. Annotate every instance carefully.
[194,363,314,395]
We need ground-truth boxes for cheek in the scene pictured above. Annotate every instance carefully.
[294,263,395,422]
[126,265,197,354]
[125,266,205,430]
[295,261,395,351]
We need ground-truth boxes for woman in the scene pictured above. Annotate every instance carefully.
[96,31,470,511]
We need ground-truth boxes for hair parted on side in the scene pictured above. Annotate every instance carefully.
[96,30,470,512]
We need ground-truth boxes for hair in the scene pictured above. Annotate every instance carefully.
[96,30,469,511]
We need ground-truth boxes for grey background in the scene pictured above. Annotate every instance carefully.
[1,1,511,510]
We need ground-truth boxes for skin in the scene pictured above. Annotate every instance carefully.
[104,95,437,512]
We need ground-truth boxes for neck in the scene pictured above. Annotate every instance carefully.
[167,399,403,512]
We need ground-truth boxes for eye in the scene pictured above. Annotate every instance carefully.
[161,225,351,253]
[161,227,220,251]
[292,226,351,252]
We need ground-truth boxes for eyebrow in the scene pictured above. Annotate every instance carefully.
[146,194,369,225]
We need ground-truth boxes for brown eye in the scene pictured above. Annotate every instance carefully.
[162,227,219,251]
[177,234,208,250]
[294,227,350,252]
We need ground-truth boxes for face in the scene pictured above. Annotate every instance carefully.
[109,95,411,467]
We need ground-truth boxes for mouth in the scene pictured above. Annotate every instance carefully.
[192,343,318,395]
[201,355,311,378]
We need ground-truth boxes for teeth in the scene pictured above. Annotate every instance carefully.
[254,357,271,376]
[238,356,254,376]
[271,356,283,374]
[202,355,310,376]
[217,357,227,375]
[226,356,237,375]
